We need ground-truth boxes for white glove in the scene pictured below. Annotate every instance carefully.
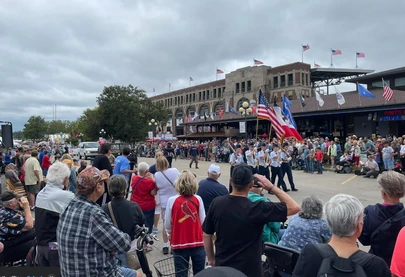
[287,157,292,161]
[265,149,270,153]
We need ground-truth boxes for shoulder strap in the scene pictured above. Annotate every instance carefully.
[130,176,145,199]
[371,209,405,238]
[160,171,174,187]
[313,243,337,259]
[108,202,118,226]
[185,196,199,211]
[348,250,374,266]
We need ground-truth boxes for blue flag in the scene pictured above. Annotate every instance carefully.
[358,84,376,98]
[282,95,297,128]
[229,105,239,115]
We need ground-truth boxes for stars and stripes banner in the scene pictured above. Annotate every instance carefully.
[257,90,284,139]
[302,44,310,51]
[314,63,321,68]
[356,52,365,58]
[253,59,263,65]
[331,49,342,55]
[382,78,394,101]
[189,77,193,81]
[216,69,224,74]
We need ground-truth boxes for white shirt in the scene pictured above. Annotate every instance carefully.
[229,153,243,166]
[257,150,268,167]
[270,151,281,167]
[365,159,379,171]
[245,149,255,167]
[154,168,180,209]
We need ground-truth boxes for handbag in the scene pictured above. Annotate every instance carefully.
[107,202,141,270]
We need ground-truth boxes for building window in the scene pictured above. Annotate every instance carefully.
[280,75,286,87]
[241,81,246,93]
[171,98,173,105]
[175,98,177,105]
[203,91,206,100]
[288,74,293,86]
[288,95,293,100]
[305,74,308,86]
[235,83,240,93]
[213,89,217,98]
[199,91,201,101]
[302,73,305,85]
[395,77,405,86]
[193,93,196,102]
[181,96,183,104]
[247,80,252,91]
[207,90,210,100]
[218,87,222,98]
[273,76,279,89]
[186,95,188,103]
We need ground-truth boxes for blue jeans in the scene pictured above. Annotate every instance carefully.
[173,246,205,277]
[317,161,323,174]
[308,160,314,173]
[143,208,155,234]
[121,267,137,277]
[383,158,394,170]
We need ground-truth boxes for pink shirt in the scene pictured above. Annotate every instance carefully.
[391,227,405,277]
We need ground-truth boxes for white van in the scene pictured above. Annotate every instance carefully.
[77,142,100,160]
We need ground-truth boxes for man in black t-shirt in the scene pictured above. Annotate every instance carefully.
[203,164,300,277]
[93,144,113,205]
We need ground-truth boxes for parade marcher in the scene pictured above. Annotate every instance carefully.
[229,145,243,193]
[189,142,199,169]
[257,143,270,180]
[269,144,288,192]
[280,143,298,192]
[245,142,257,174]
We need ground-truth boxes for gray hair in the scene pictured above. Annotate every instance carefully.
[325,194,364,238]
[108,175,127,198]
[46,162,71,185]
[377,171,405,199]
[299,195,323,219]
[138,162,149,175]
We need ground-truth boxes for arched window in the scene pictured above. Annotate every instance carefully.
[236,97,250,109]
[175,108,183,119]
[214,102,225,114]
[186,106,196,116]
[199,104,210,116]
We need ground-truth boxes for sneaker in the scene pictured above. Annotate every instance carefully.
[283,189,291,192]
[152,228,158,234]
[163,247,169,255]
[196,167,199,169]
[291,188,299,192]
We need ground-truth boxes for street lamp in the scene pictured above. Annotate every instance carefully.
[100,129,106,138]
[239,101,253,141]
[148,119,158,144]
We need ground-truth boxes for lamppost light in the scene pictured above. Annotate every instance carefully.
[242,101,249,108]
[148,122,152,126]
[247,107,253,114]
[239,107,245,114]
[155,122,158,125]
[151,119,155,123]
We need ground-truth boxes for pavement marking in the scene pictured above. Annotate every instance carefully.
[341,175,357,184]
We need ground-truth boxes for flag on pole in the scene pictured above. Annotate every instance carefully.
[382,78,394,101]
[188,114,191,122]
[273,101,303,141]
[257,90,284,138]
[314,63,321,68]
[169,83,171,88]
[282,95,297,128]
[358,84,376,98]
[225,101,229,112]
[192,112,199,121]
[216,69,224,74]
[331,49,342,55]
[189,77,193,81]
[251,105,256,115]
[300,95,306,107]
[229,105,239,115]
[218,107,224,119]
[210,112,215,120]
[302,44,310,51]
[153,88,155,92]
[336,89,346,105]
[315,91,324,107]
[253,59,263,65]
[356,52,365,58]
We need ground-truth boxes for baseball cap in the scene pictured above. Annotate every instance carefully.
[208,164,221,175]
[77,167,110,192]
[260,142,266,147]
[248,142,254,146]
[0,191,17,202]
[231,164,252,187]
[195,267,247,277]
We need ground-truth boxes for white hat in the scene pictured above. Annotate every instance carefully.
[208,164,221,175]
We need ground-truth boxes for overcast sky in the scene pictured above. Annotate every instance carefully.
[1,0,404,131]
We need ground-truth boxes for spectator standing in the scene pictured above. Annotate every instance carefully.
[61,155,77,194]
[197,164,228,214]
[328,140,337,168]
[24,150,43,209]
[93,143,113,205]
[163,142,175,168]
[113,147,137,197]
[165,171,206,275]
[315,147,323,174]
[41,151,51,176]
[57,167,136,277]
[382,141,395,170]
[155,156,180,254]
[35,162,74,266]
[203,164,300,277]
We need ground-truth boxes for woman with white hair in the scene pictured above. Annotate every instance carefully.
[278,195,331,251]
[293,194,390,277]
[165,170,206,276]
[130,162,157,236]
[358,171,405,266]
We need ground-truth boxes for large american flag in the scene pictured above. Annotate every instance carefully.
[356,52,365,58]
[216,69,224,74]
[331,49,342,55]
[257,91,284,138]
[254,59,264,65]
[383,78,394,101]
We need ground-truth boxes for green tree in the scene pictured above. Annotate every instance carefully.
[47,120,71,134]
[23,116,48,140]
[97,85,168,142]
[76,108,101,141]
[13,131,24,140]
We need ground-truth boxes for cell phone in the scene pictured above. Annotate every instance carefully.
[49,242,58,250]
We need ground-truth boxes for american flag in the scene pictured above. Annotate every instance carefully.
[302,44,310,51]
[331,49,342,55]
[189,77,193,81]
[169,83,171,88]
[254,59,263,65]
[257,91,284,138]
[356,52,365,58]
[216,69,224,74]
[314,63,321,68]
[153,88,155,92]
[383,78,394,101]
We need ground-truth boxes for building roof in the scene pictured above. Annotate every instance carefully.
[310,68,374,83]
[345,67,405,83]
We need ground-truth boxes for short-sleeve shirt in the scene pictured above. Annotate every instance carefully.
[203,195,287,277]
[245,150,255,167]
[270,151,280,167]
[257,150,268,167]
[113,156,130,180]
[229,153,243,166]
[280,151,290,163]
[130,175,156,211]
[391,227,405,277]
[24,156,43,185]
[0,207,26,241]
[382,146,394,160]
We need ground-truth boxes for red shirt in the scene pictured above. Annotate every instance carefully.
[42,155,51,169]
[391,227,405,277]
[315,151,323,161]
[130,175,156,211]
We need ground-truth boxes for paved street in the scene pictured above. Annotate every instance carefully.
[0,157,381,275]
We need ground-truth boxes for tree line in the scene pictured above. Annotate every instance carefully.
[20,85,168,144]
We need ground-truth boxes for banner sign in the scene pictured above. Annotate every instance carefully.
[239,121,246,133]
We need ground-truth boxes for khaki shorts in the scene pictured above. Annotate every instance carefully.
[26,184,39,194]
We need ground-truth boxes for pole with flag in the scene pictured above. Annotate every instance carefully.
[302,44,310,62]
[330,49,342,68]
[314,62,320,68]
[153,88,156,96]
[356,52,365,68]
[169,83,171,92]
[382,78,394,102]
[335,86,346,109]
[189,77,193,87]
[358,83,375,108]
[315,90,324,110]
[216,69,224,81]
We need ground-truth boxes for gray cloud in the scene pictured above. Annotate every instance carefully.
[0,0,404,130]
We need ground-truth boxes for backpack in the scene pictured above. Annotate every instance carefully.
[369,209,405,265]
[314,244,372,277]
